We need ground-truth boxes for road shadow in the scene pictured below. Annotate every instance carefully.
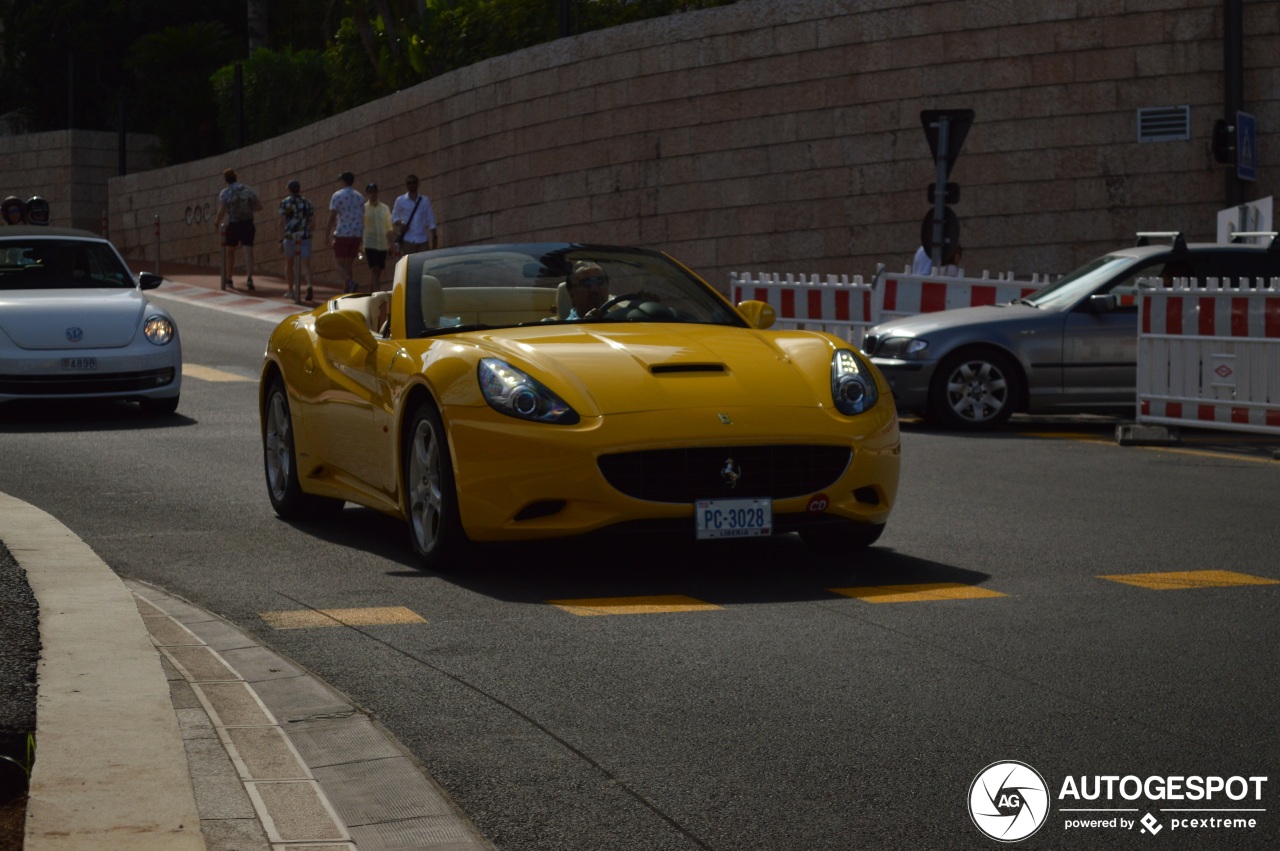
[294,507,993,605]
[0,398,195,432]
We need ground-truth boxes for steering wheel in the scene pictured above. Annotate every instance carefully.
[594,291,645,315]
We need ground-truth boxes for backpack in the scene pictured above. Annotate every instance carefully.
[227,184,256,222]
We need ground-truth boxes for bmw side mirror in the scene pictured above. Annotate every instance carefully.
[1088,293,1118,314]
[139,272,164,290]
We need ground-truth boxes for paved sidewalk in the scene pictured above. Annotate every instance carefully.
[1,491,491,849]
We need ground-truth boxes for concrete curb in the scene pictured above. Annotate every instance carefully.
[0,490,204,850]
[1,489,492,850]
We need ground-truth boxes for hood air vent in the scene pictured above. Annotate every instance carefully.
[650,363,726,375]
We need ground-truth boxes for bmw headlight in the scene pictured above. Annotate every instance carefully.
[831,349,879,415]
[478,358,580,424]
[875,336,929,359]
[143,315,175,346]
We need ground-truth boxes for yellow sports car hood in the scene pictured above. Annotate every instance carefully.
[465,324,836,416]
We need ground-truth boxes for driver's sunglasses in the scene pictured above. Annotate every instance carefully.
[573,275,608,288]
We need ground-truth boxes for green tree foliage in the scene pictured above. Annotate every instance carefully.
[0,0,248,139]
[1,0,738,161]
[127,23,241,165]
[211,46,332,149]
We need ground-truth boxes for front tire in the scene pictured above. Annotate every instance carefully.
[403,399,467,568]
[263,379,342,519]
[929,349,1021,430]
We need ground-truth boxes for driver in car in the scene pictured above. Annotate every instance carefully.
[566,260,609,319]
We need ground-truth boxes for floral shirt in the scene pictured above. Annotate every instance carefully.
[329,186,365,238]
[278,195,314,239]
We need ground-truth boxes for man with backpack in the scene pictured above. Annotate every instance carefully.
[214,168,264,290]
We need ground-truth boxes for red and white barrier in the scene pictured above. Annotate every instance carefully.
[1137,279,1280,435]
[875,271,1042,322]
[730,267,1051,346]
[730,272,875,345]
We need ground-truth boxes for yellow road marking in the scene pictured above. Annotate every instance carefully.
[829,582,1006,603]
[260,606,426,629]
[184,364,254,383]
[1098,570,1280,591]
[548,594,722,616]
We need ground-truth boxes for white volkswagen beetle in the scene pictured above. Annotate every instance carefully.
[0,226,181,414]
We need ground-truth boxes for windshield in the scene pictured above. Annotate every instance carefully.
[0,238,134,290]
[407,245,744,337]
[1023,254,1141,310]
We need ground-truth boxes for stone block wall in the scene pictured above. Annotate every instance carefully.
[104,0,1278,288]
[0,130,158,231]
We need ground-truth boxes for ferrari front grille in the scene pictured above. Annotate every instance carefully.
[0,368,176,395]
[598,444,852,503]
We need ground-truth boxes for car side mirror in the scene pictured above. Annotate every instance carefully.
[138,272,163,290]
[315,309,378,352]
[1088,293,1118,314]
[736,299,776,330]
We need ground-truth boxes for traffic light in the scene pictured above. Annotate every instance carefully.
[1212,119,1236,165]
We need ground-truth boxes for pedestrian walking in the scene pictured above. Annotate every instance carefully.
[278,179,315,301]
[362,182,395,292]
[391,174,438,254]
[327,171,365,293]
[213,168,263,290]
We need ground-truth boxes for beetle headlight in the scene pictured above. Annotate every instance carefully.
[875,336,929,359]
[478,358,579,424]
[831,349,879,415]
[143,315,175,346]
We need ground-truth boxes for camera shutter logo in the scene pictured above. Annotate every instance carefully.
[968,761,1050,842]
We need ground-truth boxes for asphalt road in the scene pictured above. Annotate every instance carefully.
[1,295,1277,850]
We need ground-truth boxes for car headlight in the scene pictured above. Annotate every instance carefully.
[143,315,175,345]
[831,349,879,415]
[478,358,580,424]
[875,336,929,359]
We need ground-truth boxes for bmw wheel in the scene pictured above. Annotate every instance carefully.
[263,379,342,518]
[930,349,1021,430]
[404,399,467,568]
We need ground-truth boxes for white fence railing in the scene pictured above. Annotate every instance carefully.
[1137,278,1280,436]
[729,266,1049,347]
[729,271,876,345]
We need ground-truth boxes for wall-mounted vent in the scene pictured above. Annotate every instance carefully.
[1137,106,1191,142]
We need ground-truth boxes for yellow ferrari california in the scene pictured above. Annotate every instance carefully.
[260,244,899,567]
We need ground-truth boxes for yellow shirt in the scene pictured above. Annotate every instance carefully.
[363,202,393,251]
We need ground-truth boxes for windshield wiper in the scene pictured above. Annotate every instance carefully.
[1014,297,1038,307]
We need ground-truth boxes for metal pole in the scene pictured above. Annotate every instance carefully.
[220,224,229,290]
[153,214,161,276]
[931,116,950,271]
[1223,0,1244,207]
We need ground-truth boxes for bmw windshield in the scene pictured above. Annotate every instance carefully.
[1022,255,1139,310]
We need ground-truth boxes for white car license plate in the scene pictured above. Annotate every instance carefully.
[694,497,772,540]
[61,357,97,370]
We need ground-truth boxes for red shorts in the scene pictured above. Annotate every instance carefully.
[333,236,361,259]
